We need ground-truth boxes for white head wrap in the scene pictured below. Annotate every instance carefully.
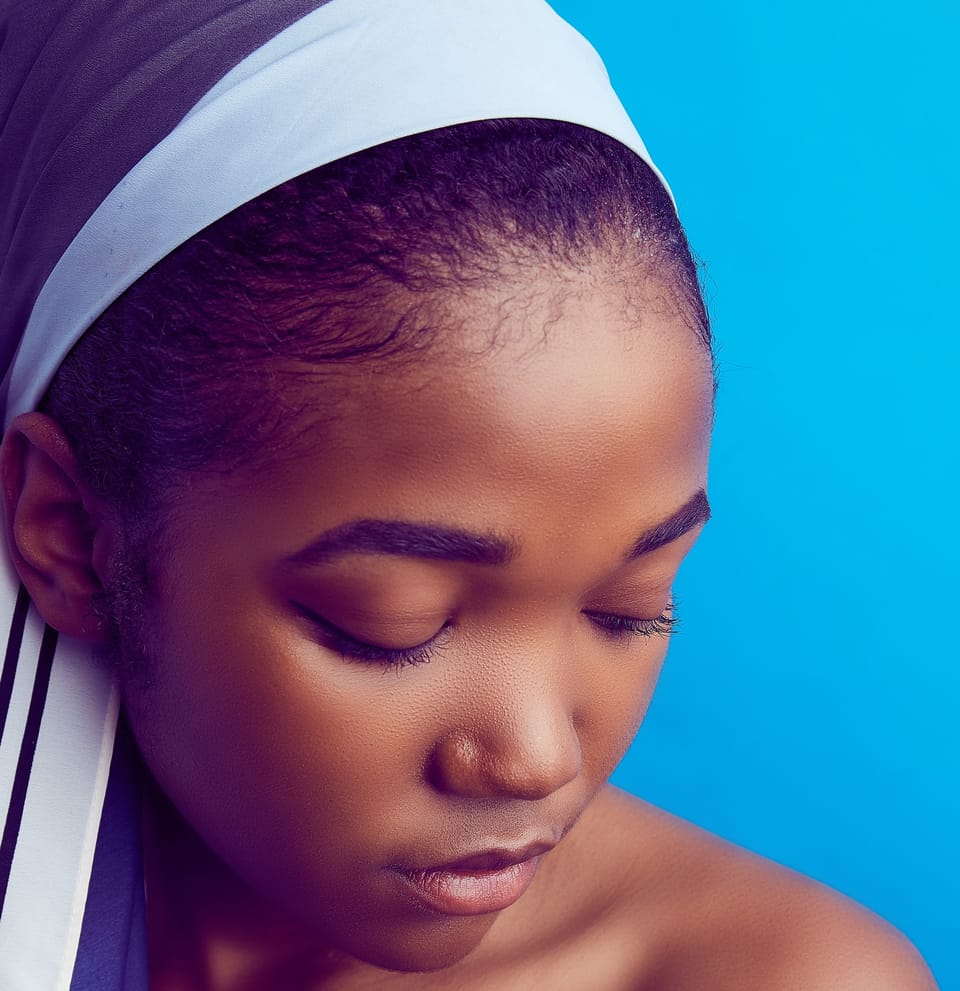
[0,1,669,986]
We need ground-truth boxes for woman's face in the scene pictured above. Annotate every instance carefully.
[118,271,714,972]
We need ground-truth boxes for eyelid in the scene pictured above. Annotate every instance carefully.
[292,596,678,669]
[291,602,448,669]
[582,600,679,640]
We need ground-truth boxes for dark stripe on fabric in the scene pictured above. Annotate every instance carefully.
[0,623,58,919]
[1,0,330,377]
[0,584,30,747]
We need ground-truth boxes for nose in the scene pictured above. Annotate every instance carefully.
[427,681,583,801]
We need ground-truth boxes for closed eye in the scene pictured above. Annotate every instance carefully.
[292,603,449,670]
[292,599,677,670]
[583,603,678,641]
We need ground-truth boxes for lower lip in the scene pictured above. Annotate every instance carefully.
[396,855,542,916]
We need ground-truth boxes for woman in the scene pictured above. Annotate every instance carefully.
[0,0,938,988]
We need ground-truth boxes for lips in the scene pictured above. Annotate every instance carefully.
[393,841,553,916]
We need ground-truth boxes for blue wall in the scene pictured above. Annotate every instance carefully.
[550,2,958,987]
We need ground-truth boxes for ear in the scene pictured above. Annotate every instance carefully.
[0,412,111,641]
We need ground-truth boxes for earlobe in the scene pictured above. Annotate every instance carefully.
[1,412,109,641]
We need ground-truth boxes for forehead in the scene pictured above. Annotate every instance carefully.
[329,277,711,474]
[173,277,713,574]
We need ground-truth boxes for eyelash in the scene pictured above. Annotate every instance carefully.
[295,602,678,672]
[582,604,679,642]
[294,605,447,671]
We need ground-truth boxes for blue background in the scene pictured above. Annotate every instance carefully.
[550,2,958,987]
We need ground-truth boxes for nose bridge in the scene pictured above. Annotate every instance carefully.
[429,644,583,801]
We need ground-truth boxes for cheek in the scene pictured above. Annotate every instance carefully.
[119,610,428,881]
[576,639,669,778]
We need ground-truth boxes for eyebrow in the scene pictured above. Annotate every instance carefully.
[286,489,710,570]
[287,519,517,567]
[625,488,711,560]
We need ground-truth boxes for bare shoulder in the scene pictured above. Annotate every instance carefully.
[575,787,939,991]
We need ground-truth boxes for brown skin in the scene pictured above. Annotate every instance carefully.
[1,270,938,990]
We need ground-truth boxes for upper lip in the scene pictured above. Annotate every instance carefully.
[399,839,556,875]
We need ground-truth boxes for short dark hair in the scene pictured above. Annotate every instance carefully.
[43,118,710,523]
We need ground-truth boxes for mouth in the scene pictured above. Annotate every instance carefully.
[392,841,553,916]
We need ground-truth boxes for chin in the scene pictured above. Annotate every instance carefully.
[343,912,497,975]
